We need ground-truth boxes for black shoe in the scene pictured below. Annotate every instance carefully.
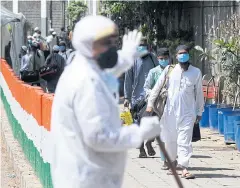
[145,142,156,156]
[139,148,147,158]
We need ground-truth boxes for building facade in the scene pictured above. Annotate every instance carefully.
[1,0,69,37]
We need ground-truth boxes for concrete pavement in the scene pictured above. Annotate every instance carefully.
[123,129,240,188]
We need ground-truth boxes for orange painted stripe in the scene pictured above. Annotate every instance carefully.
[1,59,54,131]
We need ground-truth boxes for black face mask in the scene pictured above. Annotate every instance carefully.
[96,46,118,69]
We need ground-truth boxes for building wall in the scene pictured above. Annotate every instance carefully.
[1,0,68,37]
[182,1,239,74]
[19,0,41,35]
[1,1,13,11]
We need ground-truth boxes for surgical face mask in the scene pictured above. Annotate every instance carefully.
[101,72,119,96]
[59,46,66,52]
[28,40,32,45]
[137,46,147,52]
[96,46,118,69]
[177,53,189,63]
[158,59,169,67]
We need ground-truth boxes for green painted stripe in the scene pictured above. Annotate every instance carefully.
[1,88,53,188]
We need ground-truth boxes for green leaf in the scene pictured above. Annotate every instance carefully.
[194,45,204,52]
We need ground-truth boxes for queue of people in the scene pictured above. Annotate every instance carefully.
[48,15,204,188]
[124,43,204,179]
[18,26,75,93]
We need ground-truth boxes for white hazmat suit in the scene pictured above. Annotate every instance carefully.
[148,64,204,168]
[50,16,160,188]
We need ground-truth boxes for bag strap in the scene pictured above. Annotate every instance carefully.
[162,65,175,88]
[149,53,158,68]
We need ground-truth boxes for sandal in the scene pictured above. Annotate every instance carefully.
[181,172,195,179]
[167,170,181,175]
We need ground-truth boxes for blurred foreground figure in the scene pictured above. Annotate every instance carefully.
[50,15,161,188]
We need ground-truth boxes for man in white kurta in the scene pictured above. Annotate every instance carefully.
[147,45,204,179]
[50,16,161,188]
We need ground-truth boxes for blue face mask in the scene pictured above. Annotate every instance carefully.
[28,40,32,45]
[177,53,189,63]
[59,46,66,52]
[102,72,119,96]
[158,59,169,67]
[137,46,148,52]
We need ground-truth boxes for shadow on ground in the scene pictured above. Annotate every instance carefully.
[189,167,234,171]
[192,155,212,159]
[194,173,240,178]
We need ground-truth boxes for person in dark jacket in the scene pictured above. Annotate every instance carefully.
[124,37,159,158]
[45,45,65,93]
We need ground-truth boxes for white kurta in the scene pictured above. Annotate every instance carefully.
[148,64,204,167]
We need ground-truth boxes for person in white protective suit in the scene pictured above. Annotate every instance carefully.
[146,45,204,179]
[50,15,161,188]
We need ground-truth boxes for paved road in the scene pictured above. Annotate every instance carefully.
[1,130,20,188]
[123,129,240,188]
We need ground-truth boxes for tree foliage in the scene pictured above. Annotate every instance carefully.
[195,14,240,104]
[100,1,194,57]
[67,0,88,24]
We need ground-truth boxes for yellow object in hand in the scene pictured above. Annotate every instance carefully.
[120,108,133,126]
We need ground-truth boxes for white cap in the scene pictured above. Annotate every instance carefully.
[27,35,32,39]
[52,31,57,35]
[21,46,28,52]
[34,27,40,32]
[33,33,38,38]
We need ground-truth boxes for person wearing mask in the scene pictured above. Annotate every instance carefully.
[45,45,65,93]
[147,45,204,179]
[142,48,170,163]
[124,37,158,158]
[29,42,45,69]
[46,30,57,52]
[58,41,68,62]
[59,27,67,43]
[50,15,161,188]
[20,42,44,86]
[34,27,40,36]
[27,36,33,49]
[124,38,158,108]
[19,46,31,74]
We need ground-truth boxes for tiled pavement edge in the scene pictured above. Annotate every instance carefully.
[123,129,240,188]
[1,101,42,188]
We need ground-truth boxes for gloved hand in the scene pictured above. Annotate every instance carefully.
[139,116,160,140]
[121,30,142,59]
[107,30,142,77]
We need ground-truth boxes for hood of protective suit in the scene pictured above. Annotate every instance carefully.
[72,15,117,58]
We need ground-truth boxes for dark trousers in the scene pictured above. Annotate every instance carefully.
[139,111,159,150]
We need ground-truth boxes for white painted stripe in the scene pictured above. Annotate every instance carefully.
[0,72,51,163]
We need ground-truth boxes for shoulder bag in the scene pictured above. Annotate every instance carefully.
[153,65,175,118]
